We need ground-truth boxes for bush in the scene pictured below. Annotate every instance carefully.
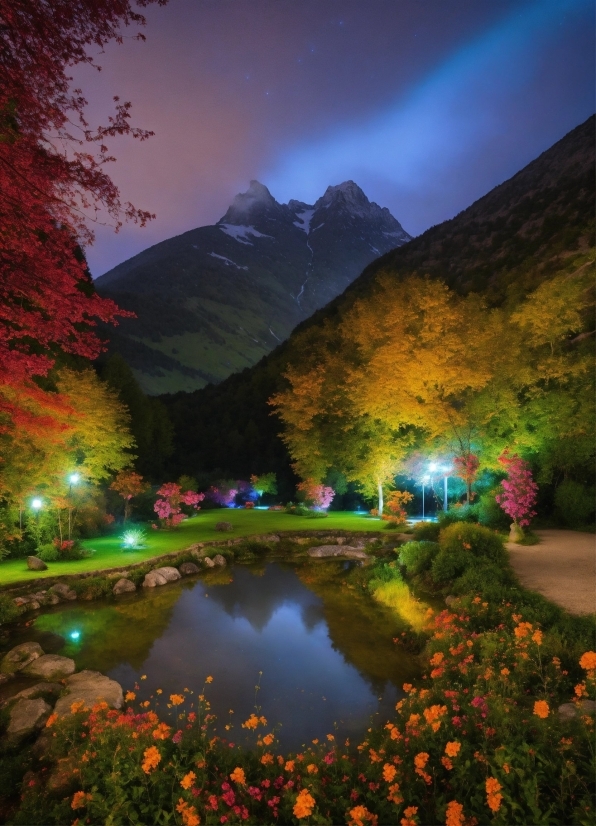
[0,594,19,625]
[71,576,113,600]
[399,540,440,575]
[431,547,470,583]
[477,490,511,530]
[451,559,515,594]
[439,522,507,565]
[554,479,595,528]
[437,504,479,527]
[412,521,440,542]
[37,543,60,562]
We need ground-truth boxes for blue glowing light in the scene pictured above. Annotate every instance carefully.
[69,630,81,641]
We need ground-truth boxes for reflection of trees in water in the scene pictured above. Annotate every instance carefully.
[205,563,324,632]
[294,561,422,694]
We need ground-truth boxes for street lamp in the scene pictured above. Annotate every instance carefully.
[421,474,430,520]
[31,497,43,511]
[69,473,80,485]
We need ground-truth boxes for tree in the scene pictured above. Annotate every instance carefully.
[154,482,204,529]
[453,453,480,505]
[250,473,277,503]
[296,480,335,510]
[110,470,149,521]
[495,453,538,533]
[1,0,164,430]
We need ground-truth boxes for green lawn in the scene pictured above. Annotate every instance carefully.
[0,510,383,587]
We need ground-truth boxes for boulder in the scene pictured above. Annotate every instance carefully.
[212,554,227,567]
[445,595,458,607]
[53,670,123,717]
[45,593,60,606]
[22,654,75,680]
[113,578,136,595]
[203,557,216,568]
[558,699,596,720]
[13,682,63,702]
[48,582,77,601]
[252,534,280,543]
[307,545,367,559]
[6,698,52,740]
[179,562,200,576]
[558,703,578,720]
[215,521,234,532]
[142,570,168,587]
[152,566,181,582]
[508,522,524,543]
[1,642,43,674]
[26,556,47,571]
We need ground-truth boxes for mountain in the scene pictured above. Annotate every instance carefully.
[160,115,595,498]
[96,181,410,394]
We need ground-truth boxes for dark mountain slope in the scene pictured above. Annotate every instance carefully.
[161,116,595,491]
[96,181,410,395]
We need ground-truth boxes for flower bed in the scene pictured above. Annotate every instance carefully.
[11,594,595,825]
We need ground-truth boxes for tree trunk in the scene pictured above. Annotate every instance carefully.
[124,500,131,523]
[378,482,383,518]
[466,481,471,505]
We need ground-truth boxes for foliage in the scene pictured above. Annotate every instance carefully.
[384,490,414,525]
[250,473,278,498]
[452,454,479,504]
[207,482,239,508]
[399,541,440,576]
[154,483,204,529]
[110,471,149,521]
[476,490,511,530]
[37,543,60,562]
[296,480,335,510]
[0,594,19,625]
[554,480,595,528]
[432,524,507,586]
[495,454,538,528]
[411,522,440,542]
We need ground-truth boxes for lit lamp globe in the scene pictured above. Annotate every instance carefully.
[31,498,43,511]
[69,473,81,485]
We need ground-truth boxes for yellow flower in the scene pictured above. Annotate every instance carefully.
[125,691,136,702]
[142,746,161,774]
[156,688,163,694]
[71,791,91,810]
[444,741,461,758]
[180,771,196,790]
[382,763,397,783]
[486,777,503,812]
[230,766,246,785]
[445,800,465,826]
[141,674,147,680]
[170,694,184,706]
[293,788,316,819]
[533,700,549,719]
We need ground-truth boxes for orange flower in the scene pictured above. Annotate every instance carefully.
[533,700,549,719]
[486,777,503,813]
[170,694,184,706]
[326,733,335,741]
[414,752,429,769]
[307,763,318,774]
[348,805,378,826]
[400,806,419,826]
[293,789,316,819]
[152,723,171,740]
[445,800,465,826]
[230,767,246,785]
[142,746,161,774]
[387,782,403,805]
[500,668,510,677]
[575,683,588,698]
[70,700,87,714]
[531,630,543,645]
[285,760,295,772]
[382,763,397,783]
[176,798,201,826]
[242,713,259,730]
[579,651,596,672]
[441,757,453,770]
[262,733,274,746]
[430,652,444,666]
[423,704,447,732]
[46,713,58,728]
[180,771,196,790]
[71,792,92,810]
[445,741,461,758]
[402,683,413,693]
[125,691,136,702]
[260,753,274,765]
[205,675,214,683]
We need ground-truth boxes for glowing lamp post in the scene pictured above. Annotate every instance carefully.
[421,474,430,520]
[429,463,451,512]
[67,472,81,539]
[31,497,43,511]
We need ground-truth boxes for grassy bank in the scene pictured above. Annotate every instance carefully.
[0,510,382,587]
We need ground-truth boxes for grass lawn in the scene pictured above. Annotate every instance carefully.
[0,509,384,587]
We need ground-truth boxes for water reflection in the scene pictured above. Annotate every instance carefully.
[1,561,421,749]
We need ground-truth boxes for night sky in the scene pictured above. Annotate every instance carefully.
[78,0,594,277]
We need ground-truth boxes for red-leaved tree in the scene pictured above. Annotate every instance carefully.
[453,453,480,505]
[495,453,538,529]
[110,470,149,522]
[0,0,165,430]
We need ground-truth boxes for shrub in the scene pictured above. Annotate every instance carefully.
[437,504,479,527]
[477,490,511,530]
[37,543,60,562]
[439,522,507,565]
[451,559,515,595]
[399,541,440,575]
[554,479,595,528]
[431,547,470,583]
[412,521,440,542]
[71,576,113,600]
[0,594,19,626]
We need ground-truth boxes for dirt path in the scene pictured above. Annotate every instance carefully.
[507,529,595,616]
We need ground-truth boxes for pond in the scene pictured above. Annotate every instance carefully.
[1,559,424,750]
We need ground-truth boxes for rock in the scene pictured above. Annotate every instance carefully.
[113,578,136,595]
[152,566,181,582]
[48,582,77,601]
[45,593,60,605]
[26,556,47,571]
[215,521,234,532]
[27,600,41,610]
[252,534,280,543]
[13,682,63,702]
[212,554,227,566]
[107,570,129,579]
[579,699,596,714]
[307,545,367,559]
[445,595,458,607]
[187,543,204,552]
[6,698,52,740]
[179,562,200,576]
[508,522,524,543]
[31,730,54,760]
[203,557,216,568]
[0,673,14,686]
[336,537,346,545]
[22,654,75,680]
[1,642,43,674]
[53,670,123,717]
[142,570,167,587]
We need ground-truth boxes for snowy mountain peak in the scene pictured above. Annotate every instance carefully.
[219,180,279,225]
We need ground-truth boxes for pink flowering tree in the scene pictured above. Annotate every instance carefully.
[207,482,238,508]
[296,479,335,510]
[154,483,205,529]
[495,453,538,534]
